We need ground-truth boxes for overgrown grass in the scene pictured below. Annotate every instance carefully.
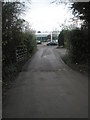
[61,53,88,76]
[2,50,37,97]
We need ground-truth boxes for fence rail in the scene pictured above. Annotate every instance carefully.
[16,45,27,62]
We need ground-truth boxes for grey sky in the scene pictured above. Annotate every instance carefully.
[4,0,83,32]
[22,0,74,32]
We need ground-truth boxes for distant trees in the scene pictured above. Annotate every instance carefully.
[37,31,41,33]
[46,34,51,41]
[58,30,64,47]
[58,29,71,48]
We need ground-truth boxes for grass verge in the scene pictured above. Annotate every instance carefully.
[61,54,88,76]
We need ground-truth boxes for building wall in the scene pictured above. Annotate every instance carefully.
[36,37,47,42]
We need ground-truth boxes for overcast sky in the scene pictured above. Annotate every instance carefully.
[22,0,74,32]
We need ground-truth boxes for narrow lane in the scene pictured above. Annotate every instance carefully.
[3,45,88,118]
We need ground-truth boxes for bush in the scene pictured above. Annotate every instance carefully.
[23,31,37,55]
[2,2,37,88]
[68,28,88,64]
[58,30,64,47]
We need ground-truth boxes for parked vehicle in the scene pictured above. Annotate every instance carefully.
[36,40,42,44]
[47,41,57,46]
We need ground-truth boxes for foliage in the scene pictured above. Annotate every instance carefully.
[58,28,88,64]
[37,31,41,33]
[71,2,89,24]
[68,2,88,64]
[58,30,64,47]
[2,2,37,85]
[51,1,88,68]
[2,2,36,66]
[46,34,51,40]
[52,34,58,40]
[23,31,37,55]
[2,2,25,65]
[67,28,88,64]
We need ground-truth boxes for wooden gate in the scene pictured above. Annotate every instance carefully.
[16,45,27,62]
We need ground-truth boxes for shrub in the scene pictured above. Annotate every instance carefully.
[68,28,88,64]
